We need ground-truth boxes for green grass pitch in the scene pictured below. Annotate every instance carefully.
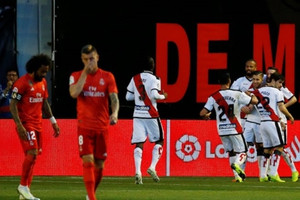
[1,176,300,200]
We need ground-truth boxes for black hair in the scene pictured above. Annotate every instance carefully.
[26,54,51,73]
[137,55,154,71]
[218,72,231,85]
[252,70,264,78]
[267,66,278,72]
[81,44,98,54]
[269,72,284,82]
[6,68,18,76]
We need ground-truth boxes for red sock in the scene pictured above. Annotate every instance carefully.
[83,162,96,200]
[94,168,103,191]
[27,160,36,188]
[20,154,36,186]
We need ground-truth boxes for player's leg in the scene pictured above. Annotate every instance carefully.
[147,118,164,182]
[93,129,109,191]
[269,149,281,177]
[281,126,299,182]
[94,159,104,191]
[131,118,147,184]
[259,150,271,182]
[228,151,241,182]
[230,135,247,181]
[18,149,39,200]
[134,143,144,184]
[78,128,97,200]
[82,154,97,200]
[17,129,40,200]
[282,148,299,182]
[242,121,255,171]
[255,143,264,177]
[268,148,285,182]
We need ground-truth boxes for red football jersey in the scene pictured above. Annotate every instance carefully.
[69,68,118,130]
[11,74,48,132]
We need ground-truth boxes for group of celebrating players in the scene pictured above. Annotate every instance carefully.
[200,59,298,183]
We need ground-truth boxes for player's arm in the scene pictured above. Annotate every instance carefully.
[278,102,294,124]
[125,90,134,101]
[69,72,88,98]
[10,98,27,140]
[42,99,60,137]
[285,96,297,108]
[151,89,167,100]
[199,107,211,120]
[109,92,119,125]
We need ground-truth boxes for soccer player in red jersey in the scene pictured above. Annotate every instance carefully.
[69,44,119,200]
[10,54,60,200]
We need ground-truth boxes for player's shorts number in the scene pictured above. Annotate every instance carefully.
[27,131,36,141]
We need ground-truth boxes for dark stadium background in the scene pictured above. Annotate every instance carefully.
[52,0,300,119]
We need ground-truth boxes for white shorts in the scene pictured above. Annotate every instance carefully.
[260,121,284,149]
[131,118,164,144]
[220,134,247,153]
[243,121,262,144]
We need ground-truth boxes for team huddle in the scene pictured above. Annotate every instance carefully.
[200,59,298,183]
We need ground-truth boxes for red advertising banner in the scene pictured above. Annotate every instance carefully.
[1,119,299,177]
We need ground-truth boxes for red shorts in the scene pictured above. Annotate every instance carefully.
[77,127,108,160]
[18,127,42,155]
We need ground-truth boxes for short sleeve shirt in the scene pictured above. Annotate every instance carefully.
[11,74,48,132]
[204,89,251,136]
[126,71,161,118]
[69,68,118,130]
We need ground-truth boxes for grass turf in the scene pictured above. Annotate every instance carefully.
[1,176,300,200]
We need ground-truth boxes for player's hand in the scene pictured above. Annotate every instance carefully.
[110,114,118,125]
[202,112,211,120]
[289,116,294,125]
[84,59,97,74]
[241,105,253,114]
[52,123,60,137]
[163,92,168,100]
[16,123,27,141]
[6,80,13,89]
[280,121,286,131]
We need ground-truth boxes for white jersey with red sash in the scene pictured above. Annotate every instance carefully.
[230,76,253,121]
[204,89,251,136]
[127,71,161,118]
[252,87,284,122]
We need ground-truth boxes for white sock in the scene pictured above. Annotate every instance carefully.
[260,155,270,178]
[269,152,281,176]
[134,147,143,175]
[149,144,163,170]
[282,149,297,172]
[229,156,239,178]
[235,153,247,166]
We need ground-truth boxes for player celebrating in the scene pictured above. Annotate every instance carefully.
[241,71,264,179]
[126,56,167,184]
[200,72,258,182]
[69,44,119,200]
[10,54,60,200]
[252,72,294,182]
[265,69,299,182]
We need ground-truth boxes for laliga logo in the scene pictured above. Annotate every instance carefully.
[176,134,201,162]
[246,146,257,163]
[285,136,300,162]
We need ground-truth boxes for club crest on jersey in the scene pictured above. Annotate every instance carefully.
[99,78,105,85]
